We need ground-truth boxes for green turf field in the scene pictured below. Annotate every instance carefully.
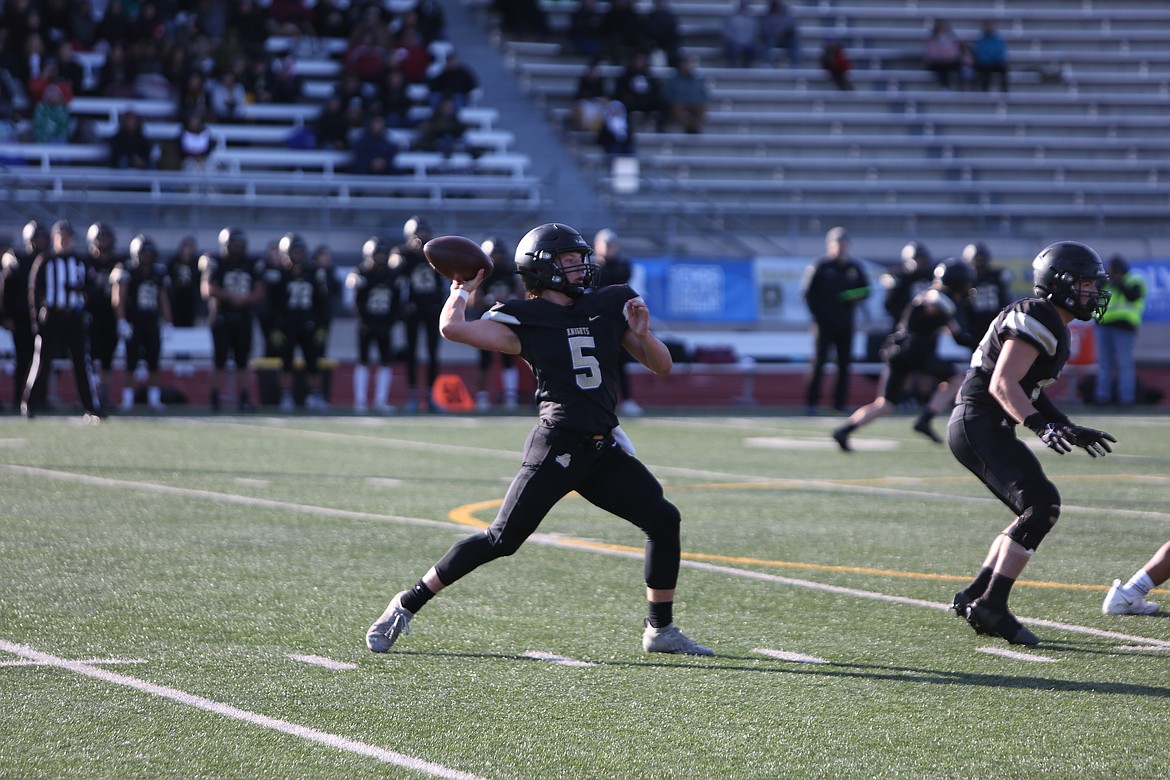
[2,412,1168,779]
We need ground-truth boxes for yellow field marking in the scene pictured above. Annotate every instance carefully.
[447,496,1129,594]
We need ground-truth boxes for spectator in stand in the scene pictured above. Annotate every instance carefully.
[229,0,273,58]
[597,99,635,155]
[493,0,551,42]
[615,50,665,131]
[32,83,70,143]
[378,66,417,128]
[601,0,647,66]
[392,27,432,84]
[95,0,133,50]
[351,113,399,174]
[109,109,154,169]
[266,54,305,104]
[569,0,605,61]
[644,0,682,68]
[344,28,388,84]
[97,43,137,98]
[334,71,375,113]
[54,42,88,98]
[167,235,204,328]
[178,111,214,172]
[972,20,1009,92]
[207,68,248,123]
[662,55,708,134]
[269,0,315,31]
[723,0,759,69]
[414,95,468,156]
[761,0,802,68]
[821,38,853,90]
[70,0,100,51]
[428,52,478,109]
[348,3,394,47]
[28,60,73,107]
[924,19,963,90]
[177,70,211,122]
[414,0,448,43]
[571,58,609,133]
[314,0,353,41]
[315,95,351,150]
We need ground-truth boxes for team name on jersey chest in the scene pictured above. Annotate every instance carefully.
[566,326,592,336]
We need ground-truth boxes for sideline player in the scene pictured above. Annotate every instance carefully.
[365,222,712,656]
[947,241,1116,646]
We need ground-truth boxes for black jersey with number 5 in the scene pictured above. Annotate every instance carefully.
[484,285,639,435]
[959,296,1070,416]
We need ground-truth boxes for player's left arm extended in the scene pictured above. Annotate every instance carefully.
[621,297,672,375]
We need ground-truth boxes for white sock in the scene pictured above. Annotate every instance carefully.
[502,366,518,396]
[375,366,392,406]
[1125,571,1155,597]
[353,364,369,407]
[147,386,161,407]
[121,387,134,408]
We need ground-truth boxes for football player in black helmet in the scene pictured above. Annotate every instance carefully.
[347,236,401,413]
[947,241,1116,646]
[832,259,976,451]
[201,226,265,411]
[395,215,444,412]
[270,232,331,411]
[366,221,712,658]
[960,241,1013,341]
[2,220,49,409]
[469,236,525,411]
[84,221,123,408]
[112,234,173,412]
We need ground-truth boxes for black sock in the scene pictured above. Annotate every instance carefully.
[400,580,435,613]
[916,408,934,426]
[983,573,1015,608]
[962,566,994,601]
[647,601,673,628]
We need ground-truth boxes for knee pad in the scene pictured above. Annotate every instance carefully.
[1006,504,1060,552]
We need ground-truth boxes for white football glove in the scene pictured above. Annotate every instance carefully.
[612,425,636,456]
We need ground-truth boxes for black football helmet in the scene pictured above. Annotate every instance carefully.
[515,223,595,298]
[218,226,247,260]
[362,236,391,265]
[933,258,974,300]
[279,232,308,270]
[480,236,509,261]
[403,215,432,247]
[22,220,49,255]
[961,241,991,271]
[127,234,158,270]
[901,240,931,271]
[87,221,116,255]
[1032,241,1110,322]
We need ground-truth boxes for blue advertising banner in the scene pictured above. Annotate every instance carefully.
[1130,260,1170,322]
[632,257,757,323]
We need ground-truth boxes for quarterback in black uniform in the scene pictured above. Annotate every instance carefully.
[366,222,712,656]
[833,259,976,451]
[947,241,1116,646]
[112,234,172,411]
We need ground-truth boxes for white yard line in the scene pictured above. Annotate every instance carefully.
[522,652,595,667]
[752,648,829,664]
[0,657,146,667]
[976,647,1058,663]
[287,653,358,671]
[0,640,485,780]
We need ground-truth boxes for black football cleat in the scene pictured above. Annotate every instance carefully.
[965,600,1039,646]
[831,426,852,452]
[913,417,943,444]
[949,591,972,620]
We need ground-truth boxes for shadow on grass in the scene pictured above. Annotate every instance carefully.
[374,648,1170,699]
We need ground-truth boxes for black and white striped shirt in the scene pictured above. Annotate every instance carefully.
[34,253,88,312]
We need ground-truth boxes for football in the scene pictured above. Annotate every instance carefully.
[423,235,494,282]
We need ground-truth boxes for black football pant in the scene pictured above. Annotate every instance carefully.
[434,425,682,590]
[23,310,100,414]
[806,321,854,410]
